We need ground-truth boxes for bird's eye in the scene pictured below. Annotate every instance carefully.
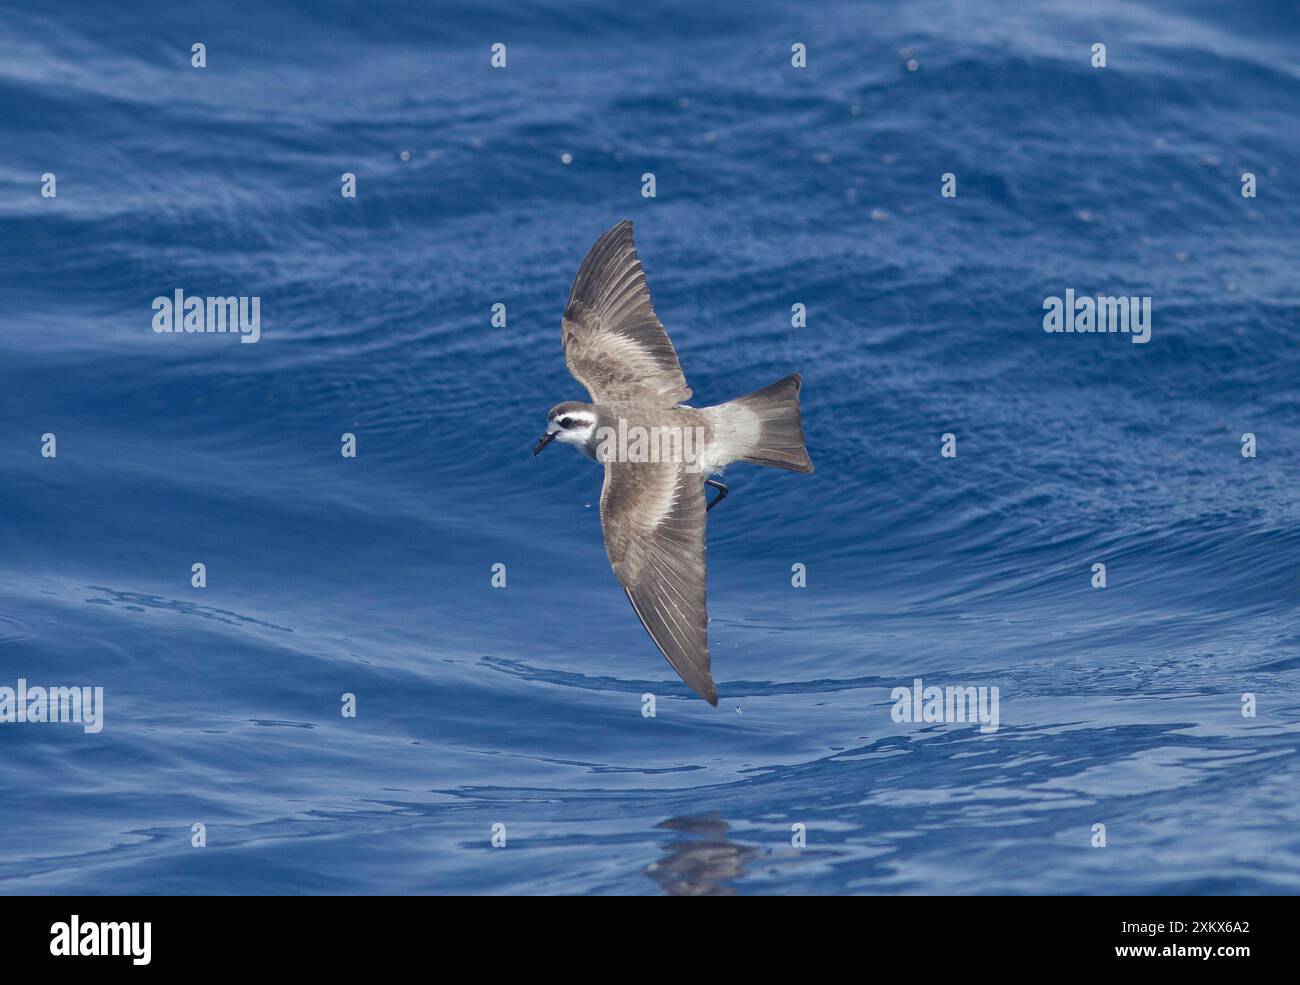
[559,417,575,429]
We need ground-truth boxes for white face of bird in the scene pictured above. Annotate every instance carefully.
[533,406,599,457]
[552,408,598,447]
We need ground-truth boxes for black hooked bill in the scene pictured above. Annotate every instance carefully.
[533,431,558,456]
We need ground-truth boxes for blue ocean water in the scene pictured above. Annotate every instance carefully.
[1,0,1298,895]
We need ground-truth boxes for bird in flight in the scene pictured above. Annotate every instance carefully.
[534,220,813,705]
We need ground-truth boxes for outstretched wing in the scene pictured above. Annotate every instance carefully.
[599,458,715,704]
[562,220,692,405]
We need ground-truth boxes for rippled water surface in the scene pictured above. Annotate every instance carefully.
[1,0,1299,894]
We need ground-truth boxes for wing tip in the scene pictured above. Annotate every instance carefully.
[622,586,717,705]
[688,676,718,705]
[598,218,634,249]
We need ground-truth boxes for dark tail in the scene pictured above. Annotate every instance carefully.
[724,373,814,473]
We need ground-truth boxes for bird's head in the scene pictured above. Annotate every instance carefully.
[534,401,599,457]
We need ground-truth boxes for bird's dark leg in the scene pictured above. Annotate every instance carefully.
[705,478,729,512]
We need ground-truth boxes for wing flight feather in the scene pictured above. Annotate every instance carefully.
[599,458,715,704]
[562,221,691,405]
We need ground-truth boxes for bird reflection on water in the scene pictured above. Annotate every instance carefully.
[644,815,759,896]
